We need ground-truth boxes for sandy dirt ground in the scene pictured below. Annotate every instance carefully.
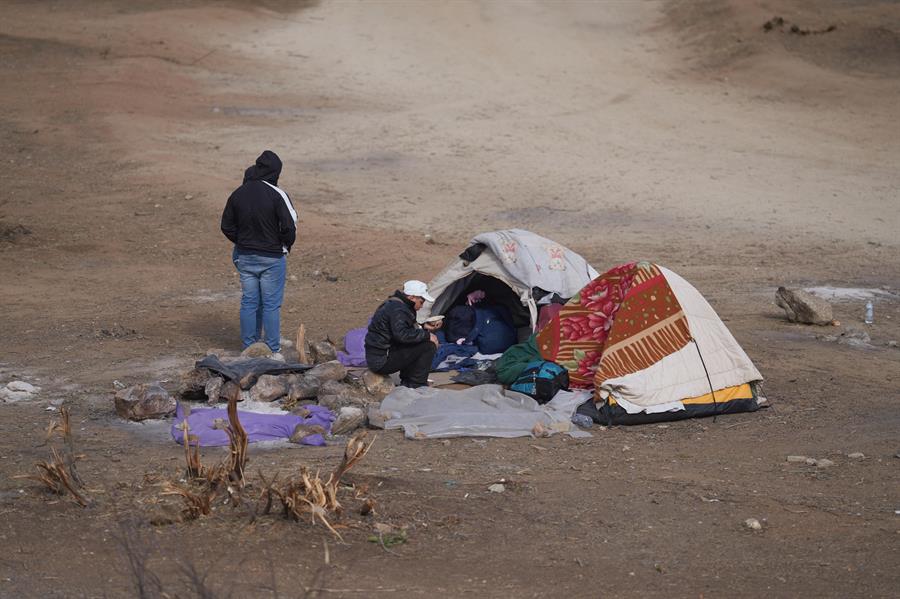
[1,0,898,597]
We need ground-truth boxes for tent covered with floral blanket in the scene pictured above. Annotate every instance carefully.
[420,229,599,331]
[536,262,765,424]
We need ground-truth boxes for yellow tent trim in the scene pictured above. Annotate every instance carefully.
[608,383,753,407]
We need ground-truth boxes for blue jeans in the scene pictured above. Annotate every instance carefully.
[232,249,286,352]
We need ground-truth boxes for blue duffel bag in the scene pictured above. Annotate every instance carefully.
[509,360,569,404]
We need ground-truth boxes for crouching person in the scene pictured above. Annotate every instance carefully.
[365,280,441,388]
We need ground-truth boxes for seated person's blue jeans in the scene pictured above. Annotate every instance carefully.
[232,249,286,352]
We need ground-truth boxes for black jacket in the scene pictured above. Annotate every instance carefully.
[365,292,429,358]
[221,150,297,257]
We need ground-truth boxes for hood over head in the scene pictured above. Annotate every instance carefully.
[242,150,282,185]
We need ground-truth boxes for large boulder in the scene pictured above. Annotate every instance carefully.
[249,374,291,402]
[775,287,833,325]
[115,383,176,421]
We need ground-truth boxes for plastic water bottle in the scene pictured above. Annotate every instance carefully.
[864,301,874,324]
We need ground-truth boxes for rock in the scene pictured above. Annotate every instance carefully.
[814,458,835,468]
[238,370,262,390]
[241,342,272,358]
[805,458,817,466]
[775,287,833,325]
[317,394,348,412]
[362,370,395,399]
[249,374,290,402]
[1,380,40,401]
[114,383,176,421]
[307,361,347,383]
[220,381,241,404]
[1,389,31,402]
[367,402,387,429]
[204,377,224,404]
[319,380,375,408]
[743,518,763,531]
[424,233,435,245]
[309,340,337,364]
[820,329,872,346]
[488,483,505,493]
[828,326,871,348]
[290,405,314,418]
[887,340,898,348]
[847,452,865,460]
[287,374,321,401]
[279,346,300,364]
[786,455,808,463]
[7,381,37,393]
[332,406,366,435]
[289,423,328,444]
[176,367,213,401]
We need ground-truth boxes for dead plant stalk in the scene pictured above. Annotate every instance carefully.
[25,407,90,506]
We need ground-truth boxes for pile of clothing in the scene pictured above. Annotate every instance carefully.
[430,289,517,372]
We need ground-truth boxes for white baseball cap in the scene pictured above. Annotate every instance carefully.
[403,280,435,302]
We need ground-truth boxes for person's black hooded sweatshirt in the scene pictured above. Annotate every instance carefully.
[221,150,297,257]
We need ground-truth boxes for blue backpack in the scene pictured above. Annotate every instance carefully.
[509,360,570,404]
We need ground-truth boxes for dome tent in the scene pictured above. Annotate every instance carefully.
[420,229,599,332]
[536,261,764,424]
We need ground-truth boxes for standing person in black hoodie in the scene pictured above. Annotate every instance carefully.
[365,280,441,388]
[221,150,297,360]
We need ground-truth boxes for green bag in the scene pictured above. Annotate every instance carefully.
[495,334,542,385]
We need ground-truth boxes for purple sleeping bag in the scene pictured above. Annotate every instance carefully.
[170,403,334,447]
[337,326,368,367]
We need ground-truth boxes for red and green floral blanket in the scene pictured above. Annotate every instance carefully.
[536,262,691,390]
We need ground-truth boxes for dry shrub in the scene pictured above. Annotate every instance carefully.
[23,407,90,506]
[258,430,376,540]
[163,403,375,538]
[166,396,249,519]
[160,481,214,520]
